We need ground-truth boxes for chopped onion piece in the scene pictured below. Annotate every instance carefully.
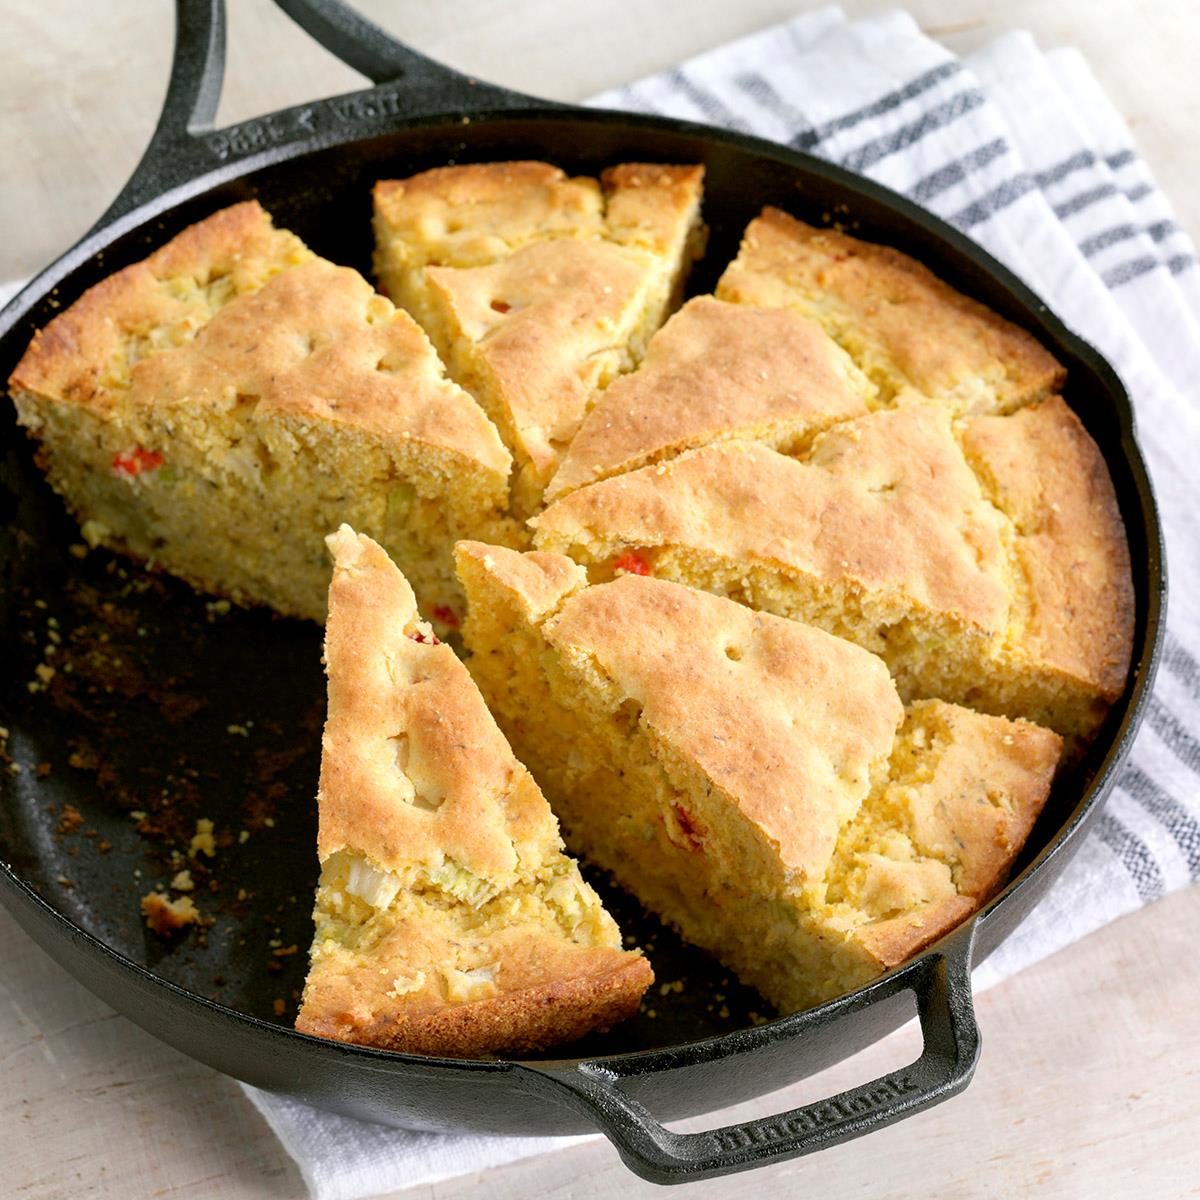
[345,857,402,909]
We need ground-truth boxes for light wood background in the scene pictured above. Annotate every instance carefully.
[3,2,1199,1198]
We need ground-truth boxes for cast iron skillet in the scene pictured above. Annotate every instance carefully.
[0,0,1166,1184]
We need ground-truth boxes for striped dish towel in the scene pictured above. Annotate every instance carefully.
[240,9,1197,1197]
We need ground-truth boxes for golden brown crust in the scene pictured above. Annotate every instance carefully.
[296,939,652,1057]
[469,546,904,882]
[961,397,1134,700]
[130,258,510,477]
[10,201,311,412]
[318,527,552,879]
[301,528,650,1057]
[372,162,605,267]
[373,161,705,503]
[456,544,1060,1011]
[546,296,875,500]
[535,411,1012,632]
[454,540,587,621]
[601,163,706,253]
[716,207,1065,414]
[425,239,658,476]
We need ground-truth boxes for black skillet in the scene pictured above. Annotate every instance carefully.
[0,0,1166,1184]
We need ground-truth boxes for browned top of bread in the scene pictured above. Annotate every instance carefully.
[131,258,510,475]
[317,527,558,880]
[716,207,1065,415]
[10,201,311,412]
[962,397,1133,699]
[546,295,876,501]
[454,540,588,622]
[372,162,606,271]
[534,407,1013,632]
[373,161,705,504]
[599,164,707,253]
[455,540,904,884]
[8,201,510,481]
[298,527,651,1057]
[372,162,704,272]
[424,239,658,475]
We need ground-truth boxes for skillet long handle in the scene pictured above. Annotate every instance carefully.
[515,932,980,1185]
[273,0,468,86]
[93,0,553,234]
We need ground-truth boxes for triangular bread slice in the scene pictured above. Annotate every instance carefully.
[296,527,652,1056]
[546,295,876,502]
[716,207,1065,416]
[456,543,1060,1014]
[373,162,705,511]
[9,201,516,624]
[531,401,1132,740]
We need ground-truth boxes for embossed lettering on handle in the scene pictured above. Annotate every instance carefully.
[516,934,979,1185]
[95,0,543,230]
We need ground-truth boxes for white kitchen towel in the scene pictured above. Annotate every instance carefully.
[235,10,1200,1198]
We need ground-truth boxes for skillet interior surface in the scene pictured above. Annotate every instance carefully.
[0,103,1163,1132]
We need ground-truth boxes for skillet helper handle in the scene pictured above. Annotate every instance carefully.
[97,0,545,232]
[518,934,979,1185]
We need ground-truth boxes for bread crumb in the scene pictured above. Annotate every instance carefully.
[141,891,201,936]
[56,804,84,835]
[189,818,216,858]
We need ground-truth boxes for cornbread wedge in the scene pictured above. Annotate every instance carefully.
[716,207,1065,416]
[546,296,876,502]
[531,400,1133,740]
[456,543,1060,1013]
[9,201,516,623]
[296,528,652,1056]
[373,162,705,511]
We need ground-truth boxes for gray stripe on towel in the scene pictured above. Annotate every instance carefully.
[1095,813,1165,902]
[1119,763,1200,878]
[839,88,987,173]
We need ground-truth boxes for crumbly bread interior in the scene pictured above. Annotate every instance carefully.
[296,528,651,1056]
[373,162,705,511]
[10,202,517,622]
[456,543,1060,1013]
[716,207,1065,417]
[533,398,1132,741]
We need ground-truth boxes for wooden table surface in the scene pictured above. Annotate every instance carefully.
[3,2,1198,1198]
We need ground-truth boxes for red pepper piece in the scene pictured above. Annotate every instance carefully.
[406,629,440,645]
[671,803,705,853]
[431,604,460,628]
[613,549,652,577]
[112,447,165,478]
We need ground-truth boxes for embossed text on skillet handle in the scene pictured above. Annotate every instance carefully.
[95,0,554,234]
[514,932,980,1185]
